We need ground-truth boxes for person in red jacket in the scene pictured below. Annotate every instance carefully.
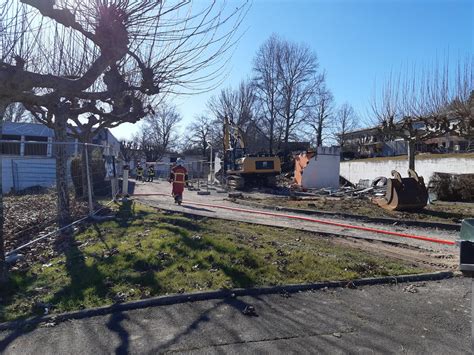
[169,158,188,204]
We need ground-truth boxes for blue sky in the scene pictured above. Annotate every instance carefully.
[112,0,473,140]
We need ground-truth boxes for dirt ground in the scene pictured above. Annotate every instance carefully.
[3,192,89,267]
[132,180,460,271]
[243,194,474,224]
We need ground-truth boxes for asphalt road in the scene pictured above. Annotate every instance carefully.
[1,277,471,354]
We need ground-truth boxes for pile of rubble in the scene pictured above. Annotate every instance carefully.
[286,169,430,212]
[286,176,387,200]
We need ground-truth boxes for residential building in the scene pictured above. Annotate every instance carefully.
[1,121,121,193]
[341,122,472,159]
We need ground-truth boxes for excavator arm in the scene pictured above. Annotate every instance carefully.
[224,116,245,150]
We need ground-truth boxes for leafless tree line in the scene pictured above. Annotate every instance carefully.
[123,103,182,162]
[182,34,359,158]
[371,57,473,169]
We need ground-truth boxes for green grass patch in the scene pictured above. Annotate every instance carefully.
[0,200,426,322]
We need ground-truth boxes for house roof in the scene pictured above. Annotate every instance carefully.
[344,114,463,138]
[342,126,380,138]
[3,122,54,137]
[2,122,120,145]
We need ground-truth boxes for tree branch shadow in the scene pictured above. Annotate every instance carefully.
[106,311,130,355]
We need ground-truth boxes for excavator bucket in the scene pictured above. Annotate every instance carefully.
[375,169,428,211]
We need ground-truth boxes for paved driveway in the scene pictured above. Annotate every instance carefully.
[1,277,471,354]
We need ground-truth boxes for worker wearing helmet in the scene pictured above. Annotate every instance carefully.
[169,158,188,204]
[136,163,144,182]
[147,165,155,182]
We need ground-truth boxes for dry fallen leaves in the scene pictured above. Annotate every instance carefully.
[4,191,89,266]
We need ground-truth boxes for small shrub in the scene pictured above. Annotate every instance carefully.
[430,172,474,202]
[71,153,109,197]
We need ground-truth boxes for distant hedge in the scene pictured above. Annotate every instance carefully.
[430,172,474,202]
[71,153,110,197]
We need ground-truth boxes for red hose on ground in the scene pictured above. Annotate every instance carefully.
[132,194,456,246]
[186,201,456,246]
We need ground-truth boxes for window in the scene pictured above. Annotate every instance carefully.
[24,136,48,156]
[0,135,21,155]
[255,160,274,170]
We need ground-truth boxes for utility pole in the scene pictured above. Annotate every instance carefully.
[207,141,213,184]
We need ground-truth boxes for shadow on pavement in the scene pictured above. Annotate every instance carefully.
[106,311,130,355]
[150,302,219,352]
[181,205,216,213]
[148,298,258,353]
[0,325,38,353]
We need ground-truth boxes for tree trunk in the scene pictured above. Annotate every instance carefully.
[54,111,72,229]
[407,140,416,171]
[284,122,290,152]
[81,143,88,198]
[79,135,93,200]
[316,125,323,147]
[0,100,9,284]
[269,121,274,154]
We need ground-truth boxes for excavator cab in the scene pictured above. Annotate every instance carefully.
[375,169,428,211]
[225,147,246,171]
[223,117,281,189]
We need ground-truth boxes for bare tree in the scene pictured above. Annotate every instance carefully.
[186,115,214,156]
[209,80,256,127]
[307,74,333,146]
[0,0,248,283]
[142,103,182,160]
[276,39,319,150]
[120,140,141,165]
[131,130,160,162]
[253,35,321,152]
[208,80,265,153]
[448,61,474,148]
[3,103,33,122]
[334,103,358,149]
[371,58,473,170]
[253,35,281,154]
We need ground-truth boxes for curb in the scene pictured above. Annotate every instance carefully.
[0,271,453,331]
[230,199,461,231]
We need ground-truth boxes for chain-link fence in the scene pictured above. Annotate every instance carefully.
[148,160,209,180]
[2,139,120,262]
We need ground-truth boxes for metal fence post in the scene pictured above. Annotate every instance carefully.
[111,154,118,201]
[84,144,94,215]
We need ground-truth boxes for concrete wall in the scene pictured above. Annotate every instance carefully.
[302,146,341,189]
[340,155,474,185]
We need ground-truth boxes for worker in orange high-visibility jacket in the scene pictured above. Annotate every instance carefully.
[169,158,188,204]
